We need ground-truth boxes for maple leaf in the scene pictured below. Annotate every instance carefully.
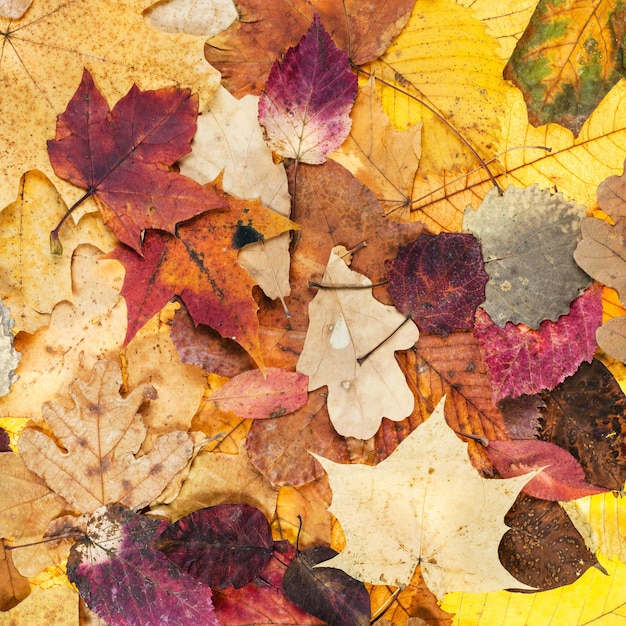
[153,503,273,588]
[474,284,602,403]
[0,0,219,213]
[464,185,591,328]
[205,0,414,97]
[18,359,194,512]
[206,368,308,420]
[67,505,219,626]
[484,439,609,500]
[296,246,419,439]
[143,0,238,37]
[47,69,227,253]
[109,183,298,369]
[311,396,536,598]
[504,0,625,134]
[258,15,357,164]
[386,233,488,336]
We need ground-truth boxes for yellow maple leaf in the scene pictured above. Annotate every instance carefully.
[0,0,219,214]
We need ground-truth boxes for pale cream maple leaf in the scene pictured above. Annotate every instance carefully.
[311,396,537,599]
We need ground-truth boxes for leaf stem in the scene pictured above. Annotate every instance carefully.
[370,586,403,623]
[357,316,412,365]
[308,280,388,289]
[50,188,94,254]
[353,65,503,195]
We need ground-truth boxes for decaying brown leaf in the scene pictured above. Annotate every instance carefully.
[18,359,194,513]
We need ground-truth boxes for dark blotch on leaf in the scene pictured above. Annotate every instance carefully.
[232,222,264,249]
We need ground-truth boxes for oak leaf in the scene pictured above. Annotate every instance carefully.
[48,69,227,253]
[474,284,602,403]
[67,505,219,626]
[312,396,536,598]
[464,185,591,328]
[143,0,237,36]
[297,247,419,439]
[109,184,298,368]
[18,359,194,512]
[205,0,414,97]
[386,233,488,336]
[179,85,292,302]
[0,0,219,213]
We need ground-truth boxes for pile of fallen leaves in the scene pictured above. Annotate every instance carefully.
[2,1,626,625]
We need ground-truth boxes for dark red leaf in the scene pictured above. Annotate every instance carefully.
[539,359,626,491]
[213,540,325,625]
[153,504,273,589]
[47,69,227,253]
[258,14,357,164]
[485,439,609,500]
[386,233,488,336]
[282,545,370,626]
[499,395,544,439]
[67,505,219,626]
[499,494,598,591]
[474,283,602,402]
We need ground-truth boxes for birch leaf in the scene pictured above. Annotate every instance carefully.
[297,247,419,439]
[312,396,536,598]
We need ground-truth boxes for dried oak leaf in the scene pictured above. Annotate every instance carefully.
[484,439,608,501]
[205,0,414,97]
[297,247,419,439]
[18,359,194,513]
[504,0,625,135]
[0,0,219,213]
[258,15,357,164]
[206,368,308,420]
[212,540,325,625]
[499,493,598,591]
[67,505,219,626]
[283,545,370,626]
[153,503,273,589]
[48,69,227,253]
[179,85,292,301]
[474,284,602,403]
[463,185,591,328]
[143,0,237,37]
[312,396,536,598]
[330,77,422,220]
[109,183,298,369]
[538,358,626,492]
[386,233,488,336]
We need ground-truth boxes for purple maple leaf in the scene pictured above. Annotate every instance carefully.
[386,233,488,336]
[258,14,357,164]
[474,283,602,402]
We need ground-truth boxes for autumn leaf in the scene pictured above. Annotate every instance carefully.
[386,233,488,336]
[474,284,602,403]
[143,0,238,37]
[47,69,227,253]
[109,183,298,368]
[0,539,30,610]
[297,247,419,439]
[0,0,31,18]
[0,302,19,398]
[67,505,219,626]
[0,585,78,625]
[204,368,308,420]
[258,15,357,164]
[484,439,609,500]
[464,185,591,328]
[282,545,370,626]
[205,0,414,97]
[504,0,626,134]
[18,359,193,512]
[0,0,219,213]
[311,396,536,598]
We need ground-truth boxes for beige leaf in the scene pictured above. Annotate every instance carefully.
[0,244,127,421]
[0,302,19,397]
[143,0,237,36]
[0,585,78,626]
[296,246,419,439]
[151,442,278,523]
[330,77,421,220]
[0,0,31,18]
[18,359,194,513]
[312,396,537,598]
[179,86,292,302]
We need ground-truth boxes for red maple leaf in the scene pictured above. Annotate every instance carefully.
[108,182,298,369]
[48,69,227,253]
